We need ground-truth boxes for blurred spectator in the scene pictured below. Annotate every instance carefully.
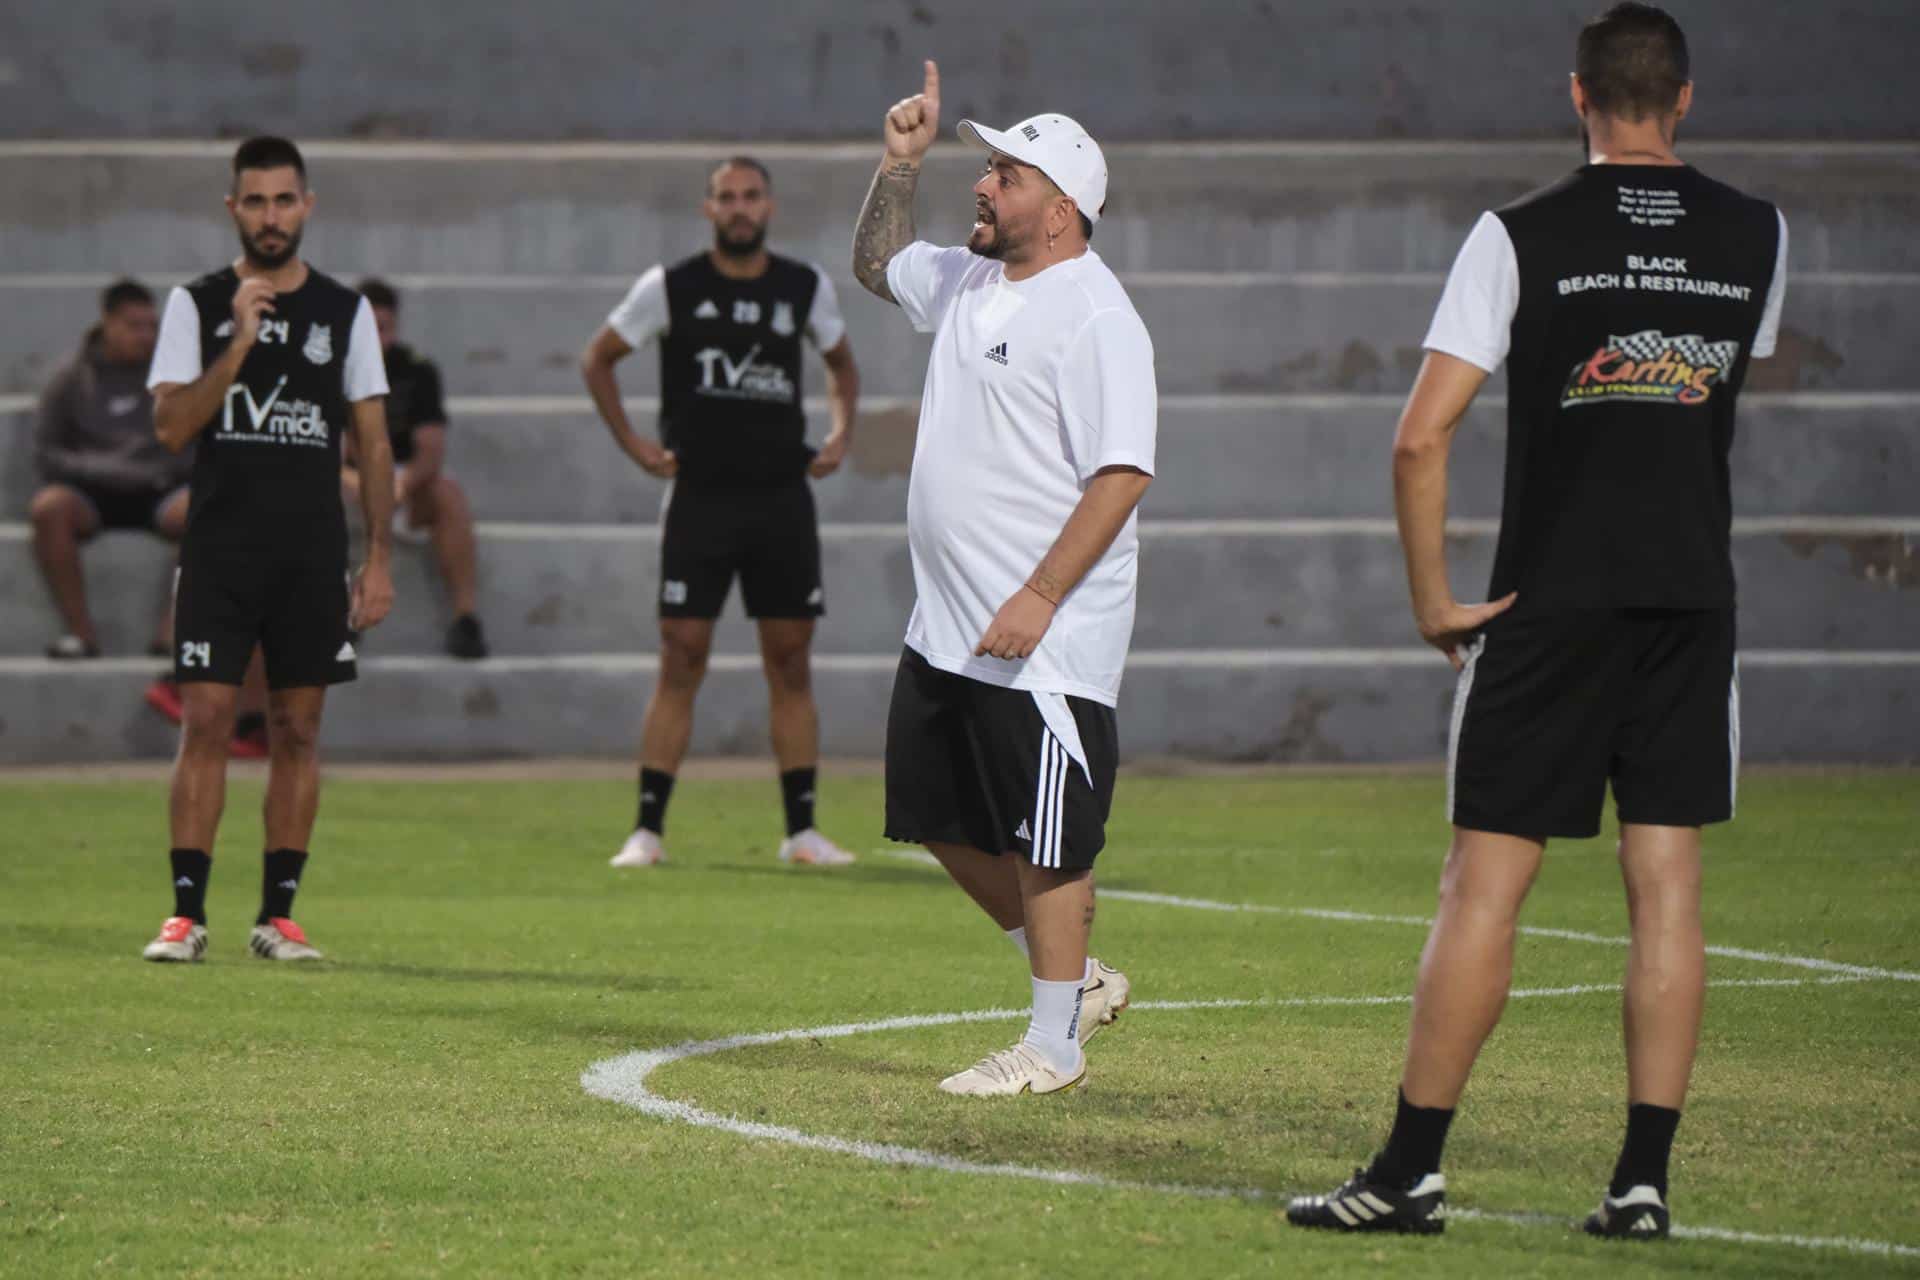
[30,280,188,658]
[346,279,489,659]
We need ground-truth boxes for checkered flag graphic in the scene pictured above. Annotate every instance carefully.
[1610,330,1741,369]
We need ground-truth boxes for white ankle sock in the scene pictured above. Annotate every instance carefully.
[1022,975,1085,1073]
[1005,926,1030,960]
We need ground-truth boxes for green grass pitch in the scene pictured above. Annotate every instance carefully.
[2,770,1916,1277]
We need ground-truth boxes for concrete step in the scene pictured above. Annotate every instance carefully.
[3,273,1911,398]
[4,142,1915,276]
[8,392,1915,526]
[6,520,1915,659]
[2,650,1913,766]
[11,3,1920,143]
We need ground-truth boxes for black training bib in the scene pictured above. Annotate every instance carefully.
[657,252,822,485]
[177,266,366,551]
[1492,166,1781,610]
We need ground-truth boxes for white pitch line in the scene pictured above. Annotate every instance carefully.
[581,981,1916,1261]
[876,849,1920,983]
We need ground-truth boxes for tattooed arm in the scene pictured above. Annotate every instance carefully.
[853,59,941,301]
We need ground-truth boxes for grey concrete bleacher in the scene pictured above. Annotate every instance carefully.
[6,143,1917,275]
[3,272,1913,399]
[9,394,1918,524]
[3,139,1915,763]
[5,518,1916,661]
[7,2,1918,141]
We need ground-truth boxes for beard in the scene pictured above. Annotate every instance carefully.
[714,220,767,257]
[240,225,302,269]
[967,212,1023,261]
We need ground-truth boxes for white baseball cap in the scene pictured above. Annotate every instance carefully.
[956,113,1108,224]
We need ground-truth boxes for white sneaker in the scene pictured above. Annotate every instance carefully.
[938,1041,1086,1096]
[248,918,323,962]
[1078,958,1131,1046]
[777,828,855,867]
[610,829,666,868]
[142,916,208,963]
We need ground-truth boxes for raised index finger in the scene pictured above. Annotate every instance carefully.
[922,59,940,107]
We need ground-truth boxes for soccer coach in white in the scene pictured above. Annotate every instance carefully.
[853,61,1157,1097]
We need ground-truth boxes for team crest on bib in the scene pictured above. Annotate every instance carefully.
[770,301,796,337]
[303,323,333,365]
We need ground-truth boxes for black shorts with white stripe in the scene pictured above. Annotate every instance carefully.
[883,647,1118,871]
[1448,607,1738,840]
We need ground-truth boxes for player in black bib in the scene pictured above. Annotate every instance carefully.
[140,137,397,966]
[1289,5,1786,1241]
[581,157,861,869]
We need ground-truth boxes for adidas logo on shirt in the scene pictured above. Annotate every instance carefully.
[694,299,720,319]
[984,342,1009,365]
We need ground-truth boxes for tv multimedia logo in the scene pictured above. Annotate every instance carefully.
[1561,329,1741,408]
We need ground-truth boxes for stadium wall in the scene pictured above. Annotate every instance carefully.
[3,0,1918,142]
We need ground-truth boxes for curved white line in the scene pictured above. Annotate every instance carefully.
[875,849,1920,983]
[581,980,1915,1260]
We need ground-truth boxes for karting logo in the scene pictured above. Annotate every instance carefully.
[1562,329,1741,408]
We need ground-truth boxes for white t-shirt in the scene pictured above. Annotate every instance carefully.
[886,242,1157,707]
[1424,207,1791,371]
[606,261,848,350]
[148,286,389,400]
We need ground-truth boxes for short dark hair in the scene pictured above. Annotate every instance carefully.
[100,278,153,314]
[231,135,307,187]
[358,278,399,311]
[709,155,771,196]
[1576,3,1690,121]
[1078,212,1094,242]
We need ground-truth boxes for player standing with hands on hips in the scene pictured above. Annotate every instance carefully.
[141,136,396,964]
[853,62,1157,1096]
[1288,4,1786,1238]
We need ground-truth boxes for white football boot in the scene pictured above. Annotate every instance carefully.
[248,918,324,962]
[610,828,667,868]
[938,1041,1086,1097]
[142,916,208,963]
[776,828,856,867]
[1077,958,1132,1046]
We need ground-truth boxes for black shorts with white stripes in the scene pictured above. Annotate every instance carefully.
[883,647,1118,871]
[1448,608,1738,840]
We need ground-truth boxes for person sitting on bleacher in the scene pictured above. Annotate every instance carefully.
[342,278,489,659]
[29,280,190,659]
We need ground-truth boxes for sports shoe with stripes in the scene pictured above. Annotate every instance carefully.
[776,829,856,867]
[1077,959,1131,1046]
[142,916,208,963]
[938,1041,1086,1097]
[249,917,324,962]
[1583,1185,1670,1239]
[1287,1168,1447,1234]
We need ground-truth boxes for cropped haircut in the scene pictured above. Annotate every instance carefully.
[358,278,400,311]
[1576,3,1691,121]
[100,278,154,314]
[231,135,307,188]
[709,156,772,196]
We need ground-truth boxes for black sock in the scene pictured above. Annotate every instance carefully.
[1610,1103,1681,1198]
[1369,1088,1456,1186]
[258,848,309,924]
[637,768,675,835]
[779,767,817,837]
[170,848,212,924]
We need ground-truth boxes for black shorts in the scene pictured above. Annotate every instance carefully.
[1448,608,1738,840]
[884,647,1119,871]
[173,544,357,690]
[659,480,823,620]
[76,483,181,533]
